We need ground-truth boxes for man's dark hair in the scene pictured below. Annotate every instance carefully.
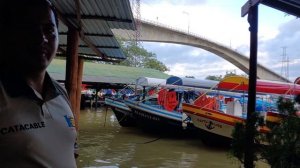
[0,0,59,70]
[0,0,59,29]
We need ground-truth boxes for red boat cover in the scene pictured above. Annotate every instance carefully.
[218,76,300,95]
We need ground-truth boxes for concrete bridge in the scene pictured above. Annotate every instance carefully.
[113,19,289,82]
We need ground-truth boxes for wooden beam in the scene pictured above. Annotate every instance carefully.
[74,0,83,31]
[65,28,80,129]
[241,0,260,17]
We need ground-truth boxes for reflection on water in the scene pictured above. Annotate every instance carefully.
[77,108,268,168]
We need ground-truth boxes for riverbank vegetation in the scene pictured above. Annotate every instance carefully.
[110,38,169,72]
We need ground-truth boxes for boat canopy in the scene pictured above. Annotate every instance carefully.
[166,76,218,89]
[218,76,300,95]
[135,77,166,87]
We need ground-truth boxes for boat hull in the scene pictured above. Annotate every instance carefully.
[105,98,136,127]
[125,100,196,135]
[183,103,244,146]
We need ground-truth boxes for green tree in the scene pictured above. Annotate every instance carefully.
[230,112,262,165]
[205,72,248,81]
[261,97,300,168]
[144,57,168,72]
[205,75,223,81]
[230,97,300,168]
[224,70,237,78]
[116,38,169,72]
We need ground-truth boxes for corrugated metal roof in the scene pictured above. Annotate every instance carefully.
[81,20,113,35]
[59,45,126,59]
[261,0,300,17]
[79,0,135,29]
[52,0,136,61]
[98,48,125,58]
[87,36,119,47]
[58,35,86,46]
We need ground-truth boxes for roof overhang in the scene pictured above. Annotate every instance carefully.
[52,0,136,62]
[242,0,300,17]
[261,0,300,17]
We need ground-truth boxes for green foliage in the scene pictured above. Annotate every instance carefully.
[116,38,169,72]
[205,71,248,81]
[224,70,238,78]
[230,97,300,168]
[230,112,262,165]
[230,122,247,163]
[205,75,223,81]
[144,58,168,72]
[277,97,296,115]
[261,98,300,168]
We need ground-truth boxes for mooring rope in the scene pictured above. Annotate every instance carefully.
[135,137,162,144]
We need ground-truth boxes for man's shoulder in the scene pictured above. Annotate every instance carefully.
[51,79,66,91]
[50,78,70,104]
[46,73,68,96]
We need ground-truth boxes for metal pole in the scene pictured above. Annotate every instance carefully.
[244,4,258,168]
[182,11,190,33]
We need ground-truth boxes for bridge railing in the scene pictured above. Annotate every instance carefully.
[138,18,246,56]
[136,18,288,82]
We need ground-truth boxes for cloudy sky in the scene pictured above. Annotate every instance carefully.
[133,0,299,82]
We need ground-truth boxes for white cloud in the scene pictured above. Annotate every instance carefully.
[257,19,300,81]
[163,52,245,79]
[291,59,300,65]
[188,49,203,57]
[141,1,250,48]
[138,1,299,81]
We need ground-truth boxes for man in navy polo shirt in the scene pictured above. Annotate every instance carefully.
[0,0,77,167]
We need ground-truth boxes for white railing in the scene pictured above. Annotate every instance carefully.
[135,18,286,81]
[137,18,246,56]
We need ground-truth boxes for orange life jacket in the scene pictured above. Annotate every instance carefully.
[164,91,178,111]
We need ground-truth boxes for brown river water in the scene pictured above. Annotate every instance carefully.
[76,107,269,168]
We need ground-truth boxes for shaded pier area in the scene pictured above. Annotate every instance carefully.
[51,0,136,130]
[48,58,169,114]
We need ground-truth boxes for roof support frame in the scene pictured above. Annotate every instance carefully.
[59,32,113,37]
[55,2,108,60]
[64,14,133,23]
[261,0,300,16]
[59,44,119,49]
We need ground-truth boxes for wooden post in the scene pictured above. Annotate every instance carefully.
[65,28,79,129]
[95,87,99,111]
[75,58,84,130]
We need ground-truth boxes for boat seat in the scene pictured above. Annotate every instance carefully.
[226,100,242,117]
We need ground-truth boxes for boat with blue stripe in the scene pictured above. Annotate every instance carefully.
[105,97,136,127]
[123,76,218,133]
